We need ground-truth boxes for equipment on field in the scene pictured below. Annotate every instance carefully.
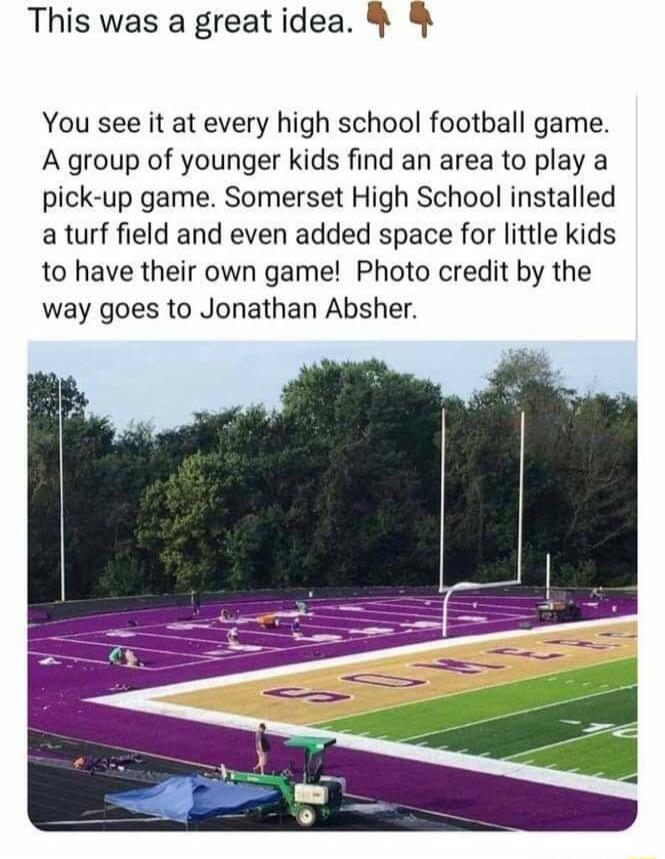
[221,735,344,827]
[536,590,581,623]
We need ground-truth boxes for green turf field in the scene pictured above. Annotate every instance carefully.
[509,718,637,780]
[314,657,637,781]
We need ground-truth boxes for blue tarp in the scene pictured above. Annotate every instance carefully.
[105,774,281,823]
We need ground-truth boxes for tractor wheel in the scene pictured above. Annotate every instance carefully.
[296,804,317,828]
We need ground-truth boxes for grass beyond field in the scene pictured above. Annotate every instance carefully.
[314,657,637,780]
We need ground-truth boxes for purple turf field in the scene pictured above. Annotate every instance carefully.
[28,591,638,831]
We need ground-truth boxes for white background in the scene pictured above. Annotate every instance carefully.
[1,0,662,856]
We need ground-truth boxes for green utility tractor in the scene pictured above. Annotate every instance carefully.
[221,736,345,828]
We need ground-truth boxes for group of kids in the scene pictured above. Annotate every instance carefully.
[201,592,307,646]
[220,600,306,645]
[107,593,308,666]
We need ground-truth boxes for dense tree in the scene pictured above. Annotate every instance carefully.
[28,353,637,601]
[28,372,88,421]
[28,410,115,600]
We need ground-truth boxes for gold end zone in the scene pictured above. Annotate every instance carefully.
[154,619,637,725]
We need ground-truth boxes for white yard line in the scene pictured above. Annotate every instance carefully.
[503,721,638,759]
[449,612,539,630]
[46,636,214,659]
[366,601,529,620]
[399,684,636,742]
[29,650,216,671]
[37,621,432,653]
[73,628,287,648]
[30,650,119,668]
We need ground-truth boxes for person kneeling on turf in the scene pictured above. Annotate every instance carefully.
[108,646,142,667]
[124,648,142,667]
[108,646,125,666]
[227,626,239,647]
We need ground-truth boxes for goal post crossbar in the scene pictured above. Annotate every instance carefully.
[441,579,519,638]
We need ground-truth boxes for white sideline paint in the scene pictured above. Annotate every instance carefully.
[87,616,637,802]
[85,693,637,802]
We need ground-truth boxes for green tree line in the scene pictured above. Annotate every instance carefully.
[27,350,636,603]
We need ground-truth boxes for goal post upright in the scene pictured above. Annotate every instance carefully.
[439,408,525,639]
[516,410,525,584]
[438,407,446,594]
[546,552,551,600]
[58,378,66,603]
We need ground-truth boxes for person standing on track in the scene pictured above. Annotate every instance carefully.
[190,589,201,617]
[253,723,271,774]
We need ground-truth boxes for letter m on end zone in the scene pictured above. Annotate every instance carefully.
[411,658,505,675]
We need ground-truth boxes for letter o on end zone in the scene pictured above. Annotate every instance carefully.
[262,686,352,703]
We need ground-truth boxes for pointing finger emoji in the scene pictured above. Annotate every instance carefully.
[410,1,433,37]
[368,1,390,38]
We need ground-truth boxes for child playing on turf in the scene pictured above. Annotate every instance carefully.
[108,646,124,666]
[291,617,301,637]
[123,648,142,667]
[227,626,239,647]
[108,646,142,667]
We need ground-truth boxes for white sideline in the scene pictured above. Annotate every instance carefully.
[87,615,638,802]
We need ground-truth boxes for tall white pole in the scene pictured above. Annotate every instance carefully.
[546,552,551,600]
[438,408,446,594]
[58,379,66,602]
[516,411,525,584]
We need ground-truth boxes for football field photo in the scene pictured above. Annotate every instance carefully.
[28,343,637,831]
